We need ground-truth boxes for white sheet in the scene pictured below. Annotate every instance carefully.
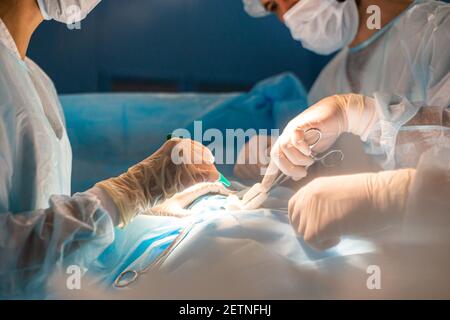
[106,187,378,299]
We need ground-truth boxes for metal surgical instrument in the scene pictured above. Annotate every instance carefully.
[242,128,344,206]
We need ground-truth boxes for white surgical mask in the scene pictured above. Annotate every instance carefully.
[283,0,359,55]
[37,0,102,24]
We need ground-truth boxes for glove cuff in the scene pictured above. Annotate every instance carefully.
[344,94,378,141]
[369,169,416,222]
[95,172,148,228]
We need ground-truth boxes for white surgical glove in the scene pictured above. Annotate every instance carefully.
[269,94,378,180]
[240,182,269,210]
[288,169,416,251]
[96,138,219,227]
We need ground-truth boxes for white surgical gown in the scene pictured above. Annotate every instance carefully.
[0,19,114,298]
[309,0,450,169]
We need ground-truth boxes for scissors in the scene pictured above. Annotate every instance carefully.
[241,128,344,206]
[114,224,194,288]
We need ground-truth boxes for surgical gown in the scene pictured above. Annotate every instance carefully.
[0,19,114,298]
[309,0,450,169]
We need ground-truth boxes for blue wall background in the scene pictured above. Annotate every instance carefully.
[27,0,332,94]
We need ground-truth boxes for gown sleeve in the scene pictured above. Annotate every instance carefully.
[364,4,450,169]
[0,87,115,300]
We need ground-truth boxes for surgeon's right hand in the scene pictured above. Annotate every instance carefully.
[95,138,219,227]
[268,94,378,180]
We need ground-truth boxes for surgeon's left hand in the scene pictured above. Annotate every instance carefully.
[95,138,219,227]
[288,169,416,251]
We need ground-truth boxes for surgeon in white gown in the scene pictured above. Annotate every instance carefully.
[238,0,450,250]
[0,0,221,298]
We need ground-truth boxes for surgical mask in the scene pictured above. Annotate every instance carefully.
[37,0,102,24]
[283,0,359,55]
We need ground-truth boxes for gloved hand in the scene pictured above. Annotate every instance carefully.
[233,135,275,180]
[268,94,378,180]
[96,138,219,227]
[150,182,232,217]
[288,169,416,251]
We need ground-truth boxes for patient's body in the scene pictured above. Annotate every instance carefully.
[147,178,292,218]
[147,182,235,217]
[105,185,376,299]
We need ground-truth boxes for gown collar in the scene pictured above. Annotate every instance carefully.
[348,0,421,54]
[0,18,22,60]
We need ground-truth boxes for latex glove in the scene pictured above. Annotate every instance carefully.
[403,146,450,242]
[150,182,232,217]
[288,169,416,251]
[233,134,275,180]
[268,94,377,180]
[96,138,219,227]
[236,182,268,210]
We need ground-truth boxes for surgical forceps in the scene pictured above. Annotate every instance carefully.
[114,224,194,288]
[242,128,344,205]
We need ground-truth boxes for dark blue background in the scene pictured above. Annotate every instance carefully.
[27,0,332,94]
